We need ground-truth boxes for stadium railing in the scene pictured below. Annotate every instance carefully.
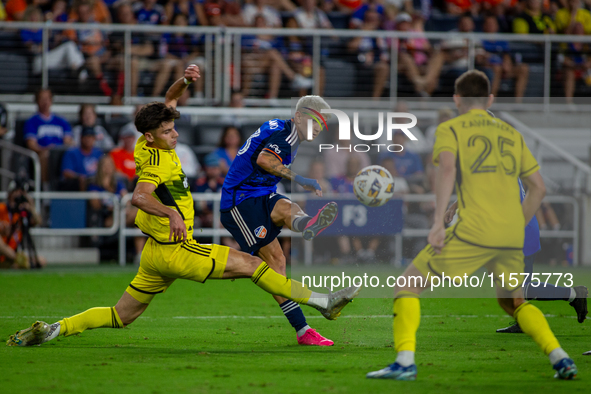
[2,22,591,104]
[117,193,580,266]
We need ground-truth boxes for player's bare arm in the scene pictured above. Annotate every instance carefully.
[131,182,187,242]
[429,150,456,253]
[520,170,546,225]
[257,150,322,196]
[164,65,200,109]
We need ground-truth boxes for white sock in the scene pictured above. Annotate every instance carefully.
[549,348,569,365]
[43,322,61,343]
[306,292,328,309]
[297,325,311,337]
[396,351,415,367]
[568,288,576,302]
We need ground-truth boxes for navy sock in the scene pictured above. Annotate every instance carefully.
[280,300,308,332]
[292,216,312,232]
[525,282,571,301]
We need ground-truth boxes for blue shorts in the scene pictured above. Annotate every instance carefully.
[220,193,289,255]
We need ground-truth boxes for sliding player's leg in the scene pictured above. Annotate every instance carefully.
[258,239,333,346]
[493,251,577,380]
[497,254,588,333]
[220,247,359,318]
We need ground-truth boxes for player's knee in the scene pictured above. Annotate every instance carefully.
[247,254,263,272]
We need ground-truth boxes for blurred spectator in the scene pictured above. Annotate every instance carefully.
[133,0,166,25]
[330,154,359,193]
[219,91,248,126]
[387,102,429,153]
[20,6,85,76]
[380,157,410,194]
[0,1,7,21]
[243,0,282,27]
[555,0,591,34]
[109,2,156,97]
[152,13,202,96]
[47,0,69,23]
[214,125,242,175]
[110,127,139,184]
[25,89,73,183]
[512,0,555,34]
[327,0,363,14]
[379,130,425,193]
[194,153,225,227]
[287,0,333,29]
[5,0,29,21]
[65,1,112,96]
[72,104,114,150]
[396,13,444,97]
[350,0,385,29]
[88,155,145,261]
[347,10,389,98]
[119,105,143,147]
[0,178,44,269]
[221,0,246,26]
[61,127,104,191]
[323,131,371,178]
[480,14,529,101]
[0,103,8,138]
[301,160,333,195]
[176,142,201,179]
[558,22,591,102]
[241,15,313,99]
[445,0,477,15]
[165,0,207,27]
[69,0,112,23]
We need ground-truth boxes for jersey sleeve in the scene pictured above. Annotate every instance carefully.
[136,148,171,186]
[262,130,292,163]
[519,135,540,178]
[432,123,458,166]
[23,118,37,141]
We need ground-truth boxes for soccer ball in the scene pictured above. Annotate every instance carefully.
[353,165,395,207]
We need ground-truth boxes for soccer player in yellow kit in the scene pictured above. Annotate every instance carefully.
[7,65,360,347]
[367,70,578,380]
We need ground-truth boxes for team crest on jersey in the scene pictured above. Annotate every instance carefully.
[254,226,267,239]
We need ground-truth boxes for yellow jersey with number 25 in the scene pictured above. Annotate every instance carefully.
[134,136,194,243]
[432,109,539,249]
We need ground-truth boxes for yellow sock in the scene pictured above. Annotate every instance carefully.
[59,307,124,337]
[514,302,561,355]
[393,291,421,352]
[251,262,312,303]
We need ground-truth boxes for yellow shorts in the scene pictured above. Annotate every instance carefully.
[126,238,230,304]
[413,228,525,291]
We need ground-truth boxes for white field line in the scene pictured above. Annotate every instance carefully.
[0,314,585,319]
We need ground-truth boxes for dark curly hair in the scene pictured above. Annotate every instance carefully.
[134,102,180,135]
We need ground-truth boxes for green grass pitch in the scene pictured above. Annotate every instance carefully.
[1,266,590,394]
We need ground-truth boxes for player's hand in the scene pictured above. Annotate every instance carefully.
[428,223,446,254]
[168,211,187,242]
[184,64,200,83]
[444,201,458,224]
[295,175,322,196]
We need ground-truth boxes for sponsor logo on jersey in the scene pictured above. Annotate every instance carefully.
[254,225,267,239]
[268,144,281,154]
[269,120,279,129]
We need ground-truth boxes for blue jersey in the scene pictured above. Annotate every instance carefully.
[221,119,299,210]
[24,113,72,148]
[519,178,541,256]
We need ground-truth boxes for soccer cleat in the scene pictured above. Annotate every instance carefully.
[313,285,361,320]
[366,362,417,381]
[553,358,578,380]
[496,322,523,333]
[6,321,50,347]
[569,286,588,323]
[302,202,338,241]
[297,328,334,346]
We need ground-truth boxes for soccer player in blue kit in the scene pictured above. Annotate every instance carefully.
[220,95,356,346]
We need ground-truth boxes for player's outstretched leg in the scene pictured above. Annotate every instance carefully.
[300,202,338,241]
[258,240,333,346]
[498,292,578,380]
[7,292,146,347]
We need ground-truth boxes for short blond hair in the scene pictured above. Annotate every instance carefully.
[295,95,332,120]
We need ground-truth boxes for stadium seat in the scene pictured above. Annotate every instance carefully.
[105,117,132,144]
[0,53,29,93]
[195,122,226,146]
[323,59,356,97]
[175,118,195,145]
